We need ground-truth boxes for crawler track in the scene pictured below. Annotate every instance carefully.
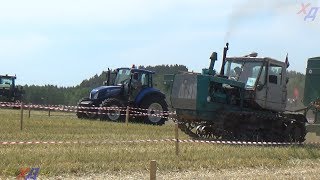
[175,111,307,143]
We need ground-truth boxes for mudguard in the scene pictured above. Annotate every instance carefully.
[135,87,165,105]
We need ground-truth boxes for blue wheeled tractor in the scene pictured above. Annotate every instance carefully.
[76,66,168,125]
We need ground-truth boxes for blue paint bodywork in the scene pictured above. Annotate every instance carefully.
[135,87,164,105]
[90,86,121,100]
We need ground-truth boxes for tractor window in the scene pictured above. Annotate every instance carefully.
[224,60,263,89]
[140,74,149,86]
[258,66,266,84]
[224,61,243,78]
[114,69,131,85]
[268,64,282,85]
[242,63,263,89]
[0,78,13,85]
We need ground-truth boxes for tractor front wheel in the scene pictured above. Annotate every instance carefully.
[76,110,87,119]
[99,98,124,122]
[76,98,98,119]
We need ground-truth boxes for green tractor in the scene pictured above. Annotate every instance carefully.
[0,75,24,103]
[166,43,308,142]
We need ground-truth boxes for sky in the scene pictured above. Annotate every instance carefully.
[0,0,319,87]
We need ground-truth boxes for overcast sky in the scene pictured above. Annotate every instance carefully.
[0,0,319,86]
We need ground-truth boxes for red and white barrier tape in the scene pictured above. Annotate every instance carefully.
[1,139,319,146]
[0,102,177,118]
[0,101,175,113]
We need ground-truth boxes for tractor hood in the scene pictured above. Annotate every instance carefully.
[90,86,121,100]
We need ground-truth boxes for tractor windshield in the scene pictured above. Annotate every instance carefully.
[114,69,131,85]
[0,77,13,88]
[224,60,263,89]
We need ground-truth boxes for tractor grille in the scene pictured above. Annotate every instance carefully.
[171,74,197,110]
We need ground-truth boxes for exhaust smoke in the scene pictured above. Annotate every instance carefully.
[224,0,311,42]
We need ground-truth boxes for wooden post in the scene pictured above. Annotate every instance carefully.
[175,123,179,156]
[125,106,129,126]
[150,160,157,180]
[48,108,51,117]
[28,105,31,118]
[20,102,23,131]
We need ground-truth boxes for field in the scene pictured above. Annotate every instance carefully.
[1,109,320,179]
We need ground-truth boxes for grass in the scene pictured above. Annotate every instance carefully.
[1,109,320,178]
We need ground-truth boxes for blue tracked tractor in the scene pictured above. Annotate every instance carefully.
[76,66,168,125]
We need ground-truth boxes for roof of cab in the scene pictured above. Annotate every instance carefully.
[0,74,16,79]
[226,57,285,65]
[308,57,320,60]
[116,67,155,74]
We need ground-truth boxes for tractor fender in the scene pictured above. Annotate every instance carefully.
[135,87,165,105]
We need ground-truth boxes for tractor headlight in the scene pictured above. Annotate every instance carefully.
[93,92,99,99]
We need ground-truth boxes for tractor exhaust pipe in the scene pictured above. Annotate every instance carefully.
[220,42,229,76]
[106,68,111,86]
[208,52,217,75]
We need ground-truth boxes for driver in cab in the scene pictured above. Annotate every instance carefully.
[229,66,242,81]
[130,72,142,100]
[131,72,142,90]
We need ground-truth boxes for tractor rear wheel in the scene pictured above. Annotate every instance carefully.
[99,98,124,122]
[140,96,168,125]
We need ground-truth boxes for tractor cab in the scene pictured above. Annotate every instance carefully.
[223,56,288,112]
[110,67,154,88]
[0,75,16,88]
[106,67,155,100]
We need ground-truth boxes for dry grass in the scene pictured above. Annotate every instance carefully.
[1,109,320,179]
[41,160,320,180]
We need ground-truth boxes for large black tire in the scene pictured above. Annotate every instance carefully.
[77,110,98,119]
[76,98,98,119]
[99,98,125,122]
[76,110,86,119]
[140,96,168,125]
[76,98,88,119]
